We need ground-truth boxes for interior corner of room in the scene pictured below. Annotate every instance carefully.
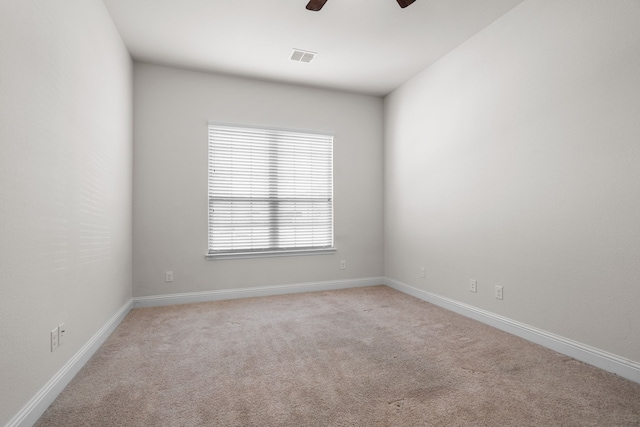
[2,0,640,425]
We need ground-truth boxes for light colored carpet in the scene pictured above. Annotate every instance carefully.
[36,286,640,426]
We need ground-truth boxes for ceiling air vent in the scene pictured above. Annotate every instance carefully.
[290,49,316,63]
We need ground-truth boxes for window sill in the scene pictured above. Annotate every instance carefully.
[205,248,336,261]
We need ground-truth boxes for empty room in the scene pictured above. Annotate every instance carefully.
[2,0,640,425]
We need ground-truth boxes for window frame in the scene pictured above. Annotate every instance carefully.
[205,122,336,260]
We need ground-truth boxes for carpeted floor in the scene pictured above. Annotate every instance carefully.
[36,286,640,426]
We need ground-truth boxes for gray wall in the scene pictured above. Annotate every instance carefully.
[133,63,384,297]
[384,0,640,363]
[0,1,133,424]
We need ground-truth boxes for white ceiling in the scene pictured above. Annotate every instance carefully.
[103,0,525,96]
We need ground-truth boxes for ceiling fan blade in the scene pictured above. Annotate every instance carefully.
[306,0,328,11]
[397,0,416,8]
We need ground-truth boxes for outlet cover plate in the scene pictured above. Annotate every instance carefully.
[51,327,59,352]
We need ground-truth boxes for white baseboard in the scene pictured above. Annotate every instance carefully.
[385,277,640,385]
[6,299,133,427]
[133,277,386,308]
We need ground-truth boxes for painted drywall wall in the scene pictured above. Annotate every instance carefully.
[384,0,640,363]
[0,1,132,424]
[133,63,384,297]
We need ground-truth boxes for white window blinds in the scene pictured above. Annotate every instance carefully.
[208,123,334,257]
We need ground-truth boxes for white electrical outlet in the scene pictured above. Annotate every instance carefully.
[340,260,346,270]
[59,323,66,346]
[420,267,426,278]
[495,285,503,300]
[470,279,477,293]
[165,271,174,282]
[51,327,59,352]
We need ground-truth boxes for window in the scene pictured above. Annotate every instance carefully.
[207,123,335,259]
